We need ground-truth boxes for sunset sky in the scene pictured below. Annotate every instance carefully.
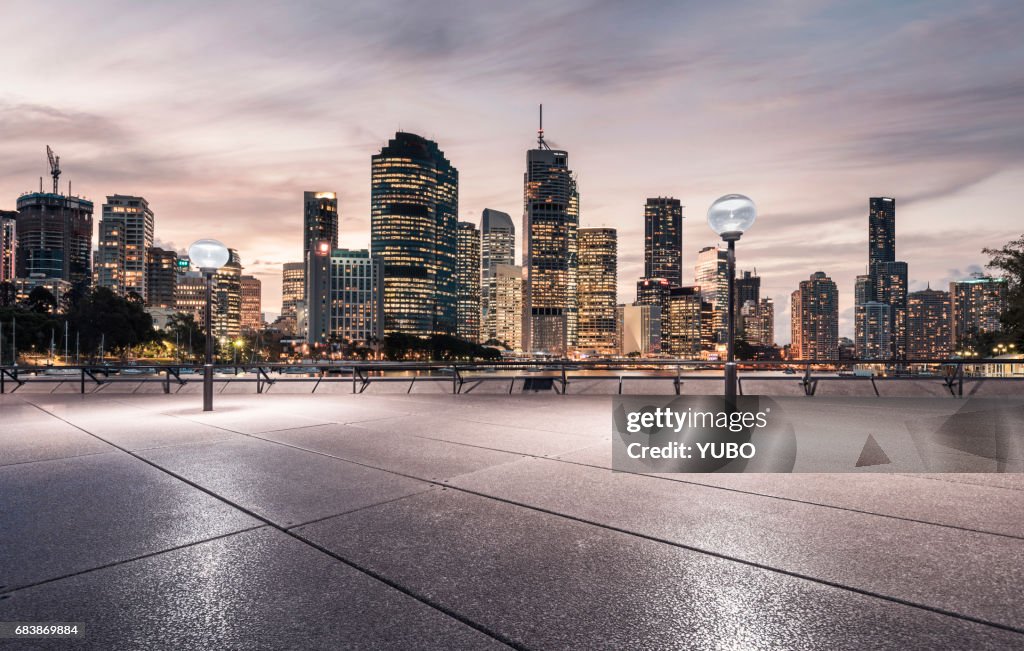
[2,0,1023,342]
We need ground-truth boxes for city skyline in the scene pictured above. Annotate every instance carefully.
[2,2,1023,343]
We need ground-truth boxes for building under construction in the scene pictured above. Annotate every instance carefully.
[15,147,94,289]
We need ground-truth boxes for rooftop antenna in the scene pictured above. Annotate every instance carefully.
[537,104,549,150]
[46,145,61,195]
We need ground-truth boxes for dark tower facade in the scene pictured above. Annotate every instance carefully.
[644,197,684,287]
[303,192,338,259]
[371,132,458,338]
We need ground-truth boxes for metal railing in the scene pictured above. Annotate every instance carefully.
[1,358,1021,397]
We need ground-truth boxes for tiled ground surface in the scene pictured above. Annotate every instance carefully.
[1,392,1022,650]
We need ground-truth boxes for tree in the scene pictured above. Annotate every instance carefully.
[983,235,1024,343]
[164,312,205,361]
[65,287,154,355]
[25,286,57,314]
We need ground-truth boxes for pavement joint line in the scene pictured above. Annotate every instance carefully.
[17,396,1024,636]
[897,473,1024,492]
[0,449,120,469]
[284,488,438,531]
[395,429,1024,542]
[153,409,1024,636]
[17,400,523,651]
[0,525,268,596]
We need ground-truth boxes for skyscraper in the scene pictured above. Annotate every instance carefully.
[96,195,154,300]
[791,271,839,360]
[303,192,338,259]
[523,122,578,355]
[306,245,384,348]
[694,246,729,344]
[950,274,1008,348]
[371,132,458,338]
[644,197,683,286]
[15,192,93,289]
[456,221,481,342]
[212,249,242,339]
[0,210,17,284]
[854,301,891,360]
[906,287,951,358]
[874,260,908,358]
[734,270,760,340]
[863,197,907,359]
[741,297,774,348]
[281,261,305,323]
[577,227,618,354]
[240,275,262,333]
[491,264,523,351]
[868,197,896,269]
[145,247,178,309]
[481,208,515,343]
[666,286,712,358]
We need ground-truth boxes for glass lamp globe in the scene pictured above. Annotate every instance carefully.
[707,194,756,241]
[188,239,230,272]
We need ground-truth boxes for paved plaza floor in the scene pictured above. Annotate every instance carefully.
[1,391,1022,649]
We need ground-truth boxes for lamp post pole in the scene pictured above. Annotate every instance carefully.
[706,194,756,407]
[189,238,230,413]
[725,237,737,405]
[204,271,214,411]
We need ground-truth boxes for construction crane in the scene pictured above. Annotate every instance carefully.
[46,145,61,194]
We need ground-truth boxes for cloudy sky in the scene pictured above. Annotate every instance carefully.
[3,0,1023,341]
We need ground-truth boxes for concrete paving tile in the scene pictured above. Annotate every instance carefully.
[0,405,113,466]
[137,437,432,526]
[298,490,1022,650]
[257,423,525,481]
[448,457,1024,629]
[0,453,259,589]
[355,414,598,457]
[156,403,334,434]
[0,527,507,650]
[553,445,1024,537]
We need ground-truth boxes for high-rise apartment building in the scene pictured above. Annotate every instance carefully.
[791,272,839,361]
[240,275,262,333]
[854,301,891,360]
[491,264,523,351]
[96,195,154,300]
[281,261,305,323]
[694,246,728,344]
[0,210,16,283]
[666,286,709,357]
[741,297,774,348]
[212,249,243,339]
[577,228,618,354]
[906,288,951,359]
[644,197,683,286]
[145,247,178,308]
[371,132,458,338]
[306,244,384,348]
[15,191,93,288]
[950,274,1008,348]
[868,197,896,269]
[617,304,661,356]
[874,260,908,358]
[303,192,338,259]
[522,130,578,355]
[174,271,206,324]
[862,197,908,359]
[481,209,515,343]
[456,221,481,342]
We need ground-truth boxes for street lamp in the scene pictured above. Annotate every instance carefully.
[707,194,757,405]
[188,239,230,412]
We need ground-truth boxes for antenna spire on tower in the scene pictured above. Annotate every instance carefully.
[537,104,548,149]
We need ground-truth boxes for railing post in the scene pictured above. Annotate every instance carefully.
[81,368,85,394]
